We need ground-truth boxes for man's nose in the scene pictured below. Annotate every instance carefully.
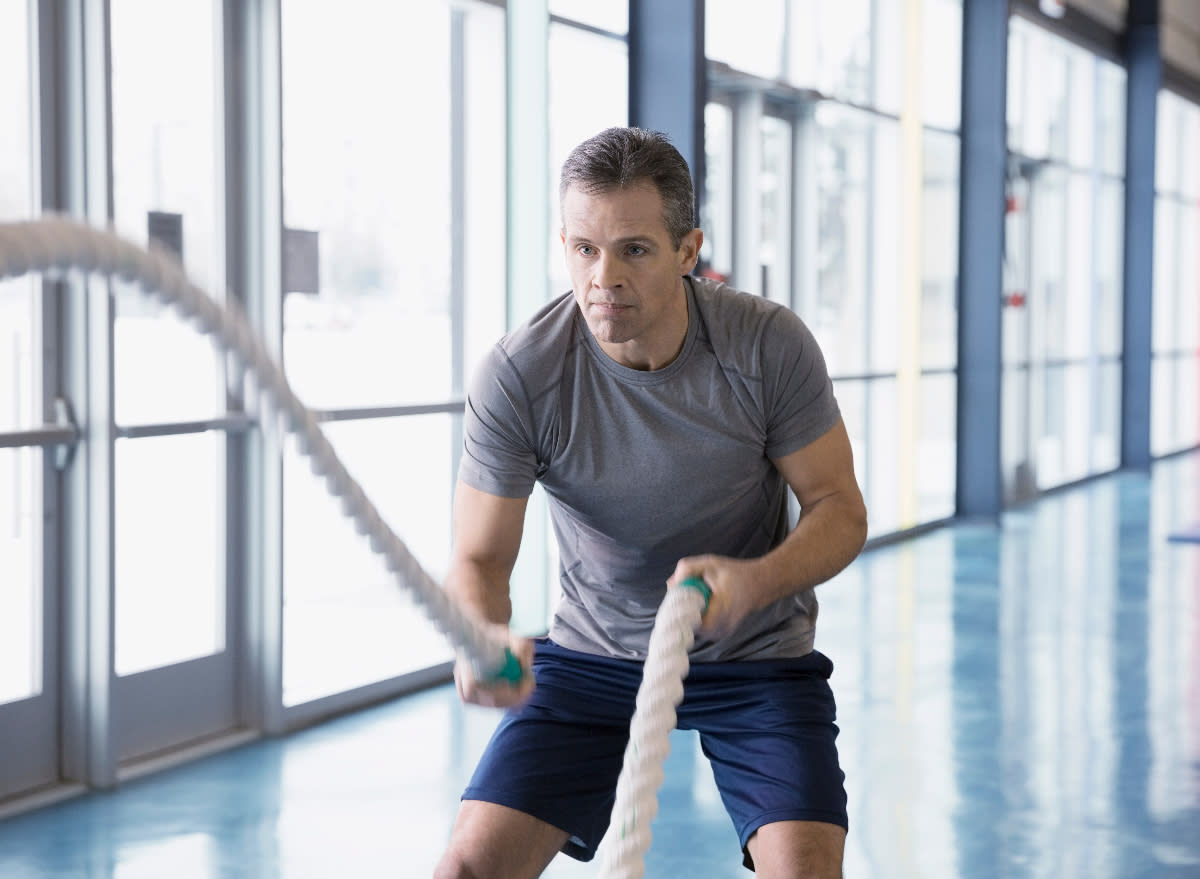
[593,251,623,289]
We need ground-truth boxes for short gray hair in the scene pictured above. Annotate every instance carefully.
[559,127,696,249]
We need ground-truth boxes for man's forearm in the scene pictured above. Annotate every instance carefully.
[445,560,514,626]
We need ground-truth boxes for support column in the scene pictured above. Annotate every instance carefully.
[1120,0,1160,470]
[955,0,1009,518]
[628,0,706,222]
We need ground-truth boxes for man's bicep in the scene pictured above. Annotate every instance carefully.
[451,480,529,578]
[771,417,864,511]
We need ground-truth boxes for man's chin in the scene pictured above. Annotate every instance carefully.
[587,319,633,345]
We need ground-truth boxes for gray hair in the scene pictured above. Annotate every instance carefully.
[559,127,696,249]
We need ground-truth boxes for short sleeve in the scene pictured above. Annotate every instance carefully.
[458,345,540,498]
[761,307,841,460]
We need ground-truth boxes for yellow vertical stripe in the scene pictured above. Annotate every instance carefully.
[898,0,924,529]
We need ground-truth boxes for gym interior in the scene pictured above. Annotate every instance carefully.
[0,1,1198,876]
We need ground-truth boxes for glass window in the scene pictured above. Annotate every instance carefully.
[865,377,900,535]
[1064,42,1096,171]
[1152,91,1200,455]
[918,373,956,521]
[1095,60,1126,176]
[280,0,506,702]
[547,21,628,297]
[550,0,626,33]
[702,102,734,278]
[1093,178,1124,357]
[922,0,961,130]
[869,120,902,374]
[109,0,229,678]
[1,0,35,433]
[0,0,41,709]
[462,6,509,374]
[282,416,456,706]
[759,115,792,306]
[812,103,874,377]
[784,0,885,111]
[1093,360,1121,473]
[281,0,506,409]
[0,0,30,222]
[1180,99,1200,198]
[1062,172,1093,360]
[110,0,224,425]
[114,434,224,676]
[706,0,784,80]
[1156,91,1182,195]
[834,378,868,507]
[1179,204,1199,351]
[704,1,961,536]
[1153,198,1179,353]
[1150,357,1171,455]
[0,448,40,705]
[1004,19,1126,494]
[922,130,959,370]
[1008,19,1070,162]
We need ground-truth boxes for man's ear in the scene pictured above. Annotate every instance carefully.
[678,228,704,275]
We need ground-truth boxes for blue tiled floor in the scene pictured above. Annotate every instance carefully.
[1,453,1198,878]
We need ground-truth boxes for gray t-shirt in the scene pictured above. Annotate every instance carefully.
[458,276,841,661]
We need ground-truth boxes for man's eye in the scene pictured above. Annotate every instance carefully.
[578,245,595,256]
[627,245,646,256]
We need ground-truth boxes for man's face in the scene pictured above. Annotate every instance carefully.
[560,182,702,371]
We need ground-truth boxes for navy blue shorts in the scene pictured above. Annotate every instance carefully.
[462,638,847,868]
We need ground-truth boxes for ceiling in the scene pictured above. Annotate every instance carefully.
[1066,0,1200,79]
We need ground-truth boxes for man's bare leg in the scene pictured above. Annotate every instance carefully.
[434,800,570,879]
[745,819,846,879]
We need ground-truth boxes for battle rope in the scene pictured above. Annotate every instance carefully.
[599,576,710,879]
[0,216,710,876]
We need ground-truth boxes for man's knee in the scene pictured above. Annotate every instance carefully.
[436,800,568,879]
[433,848,482,879]
[746,819,846,879]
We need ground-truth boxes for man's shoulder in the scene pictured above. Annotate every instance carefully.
[690,277,809,354]
[496,291,580,369]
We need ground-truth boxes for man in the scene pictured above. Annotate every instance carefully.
[435,127,867,879]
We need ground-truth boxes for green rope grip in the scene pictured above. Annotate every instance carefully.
[678,576,712,613]
[488,646,525,685]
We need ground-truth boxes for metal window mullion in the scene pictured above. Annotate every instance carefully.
[55,0,117,791]
[229,0,285,735]
[449,7,466,539]
[113,414,256,440]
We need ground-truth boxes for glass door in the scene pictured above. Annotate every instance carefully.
[0,0,59,801]
[108,0,238,762]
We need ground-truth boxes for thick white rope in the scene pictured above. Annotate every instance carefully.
[0,215,515,682]
[0,215,709,877]
[599,579,708,879]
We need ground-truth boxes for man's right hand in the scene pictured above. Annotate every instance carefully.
[453,629,536,708]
